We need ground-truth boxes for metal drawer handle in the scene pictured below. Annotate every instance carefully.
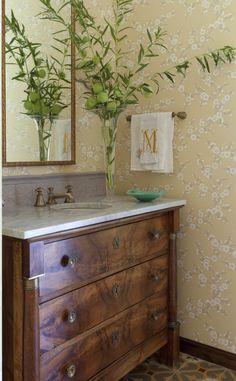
[151,312,160,321]
[112,284,121,298]
[151,230,161,240]
[111,331,120,345]
[66,364,77,378]
[113,237,120,249]
[61,255,77,268]
[68,310,77,324]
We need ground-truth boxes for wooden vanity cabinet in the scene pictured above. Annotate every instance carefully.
[3,207,182,381]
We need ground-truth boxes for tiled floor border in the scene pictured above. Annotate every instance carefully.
[123,352,236,380]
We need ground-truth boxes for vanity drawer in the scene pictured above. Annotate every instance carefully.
[39,215,169,298]
[40,293,168,381]
[40,255,168,353]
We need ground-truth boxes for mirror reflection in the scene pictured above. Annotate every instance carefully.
[3,0,75,165]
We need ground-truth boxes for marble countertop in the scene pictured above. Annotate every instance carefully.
[2,196,186,239]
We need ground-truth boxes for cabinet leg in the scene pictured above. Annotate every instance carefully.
[159,322,180,367]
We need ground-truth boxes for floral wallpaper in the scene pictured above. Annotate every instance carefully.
[115,0,236,354]
[3,0,236,355]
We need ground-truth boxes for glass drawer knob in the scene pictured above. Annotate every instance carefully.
[66,364,76,378]
[69,256,77,268]
[61,255,77,268]
[68,310,77,324]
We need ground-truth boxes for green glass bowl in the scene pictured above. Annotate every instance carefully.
[127,189,165,202]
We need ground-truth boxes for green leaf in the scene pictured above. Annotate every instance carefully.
[163,71,175,83]
[196,57,206,71]
[135,63,149,73]
[147,29,152,43]
[109,25,116,41]
[204,56,210,72]
[138,44,145,63]
[118,34,127,42]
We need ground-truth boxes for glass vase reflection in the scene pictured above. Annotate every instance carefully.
[33,115,55,161]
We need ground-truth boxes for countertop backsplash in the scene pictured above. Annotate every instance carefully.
[2,172,106,209]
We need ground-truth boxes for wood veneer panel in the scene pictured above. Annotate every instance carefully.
[40,255,168,352]
[40,293,168,381]
[89,329,168,381]
[39,215,169,299]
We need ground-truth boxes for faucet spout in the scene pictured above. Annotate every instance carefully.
[47,185,74,205]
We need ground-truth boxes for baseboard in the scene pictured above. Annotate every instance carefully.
[180,337,236,371]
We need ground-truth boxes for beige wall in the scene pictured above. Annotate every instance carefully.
[3,0,236,354]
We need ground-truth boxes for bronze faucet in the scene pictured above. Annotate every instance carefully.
[47,185,74,205]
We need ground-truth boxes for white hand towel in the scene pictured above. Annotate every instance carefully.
[51,119,71,161]
[130,112,174,173]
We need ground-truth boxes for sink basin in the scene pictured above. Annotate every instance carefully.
[50,202,112,211]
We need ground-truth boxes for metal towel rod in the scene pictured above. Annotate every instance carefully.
[126,111,187,122]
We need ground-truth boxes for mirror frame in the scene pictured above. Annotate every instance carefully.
[2,0,76,166]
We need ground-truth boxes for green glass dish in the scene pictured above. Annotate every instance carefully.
[127,189,165,202]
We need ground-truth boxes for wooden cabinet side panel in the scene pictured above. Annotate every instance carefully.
[159,209,180,367]
[23,281,40,381]
[3,237,24,381]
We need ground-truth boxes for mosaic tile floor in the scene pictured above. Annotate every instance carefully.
[122,353,236,381]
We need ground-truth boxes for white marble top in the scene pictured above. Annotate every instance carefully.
[2,197,186,239]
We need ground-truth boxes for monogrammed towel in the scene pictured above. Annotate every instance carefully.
[130,112,174,173]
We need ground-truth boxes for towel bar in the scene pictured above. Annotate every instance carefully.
[126,111,187,122]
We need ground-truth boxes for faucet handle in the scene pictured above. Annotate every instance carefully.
[47,186,57,205]
[34,187,46,207]
[65,185,74,203]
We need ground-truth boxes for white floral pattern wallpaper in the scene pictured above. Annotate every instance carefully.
[3,0,236,355]
[116,0,236,354]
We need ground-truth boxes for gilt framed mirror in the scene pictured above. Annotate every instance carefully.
[2,0,76,166]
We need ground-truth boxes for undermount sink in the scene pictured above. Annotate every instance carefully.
[50,201,112,211]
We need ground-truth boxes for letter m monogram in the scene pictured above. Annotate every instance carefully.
[143,129,158,153]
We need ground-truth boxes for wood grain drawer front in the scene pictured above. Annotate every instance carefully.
[40,255,168,353]
[40,293,168,381]
[39,215,169,298]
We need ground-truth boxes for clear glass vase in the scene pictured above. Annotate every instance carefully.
[33,115,54,161]
[95,108,124,199]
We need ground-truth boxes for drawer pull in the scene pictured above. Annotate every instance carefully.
[66,364,77,378]
[113,237,120,249]
[68,310,77,324]
[151,230,161,240]
[69,256,77,268]
[61,255,77,268]
[112,284,121,298]
[111,331,120,345]
[151,312,160,321]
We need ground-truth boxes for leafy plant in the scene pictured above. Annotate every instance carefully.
[5,10,71,118]
[39,0,235,117]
